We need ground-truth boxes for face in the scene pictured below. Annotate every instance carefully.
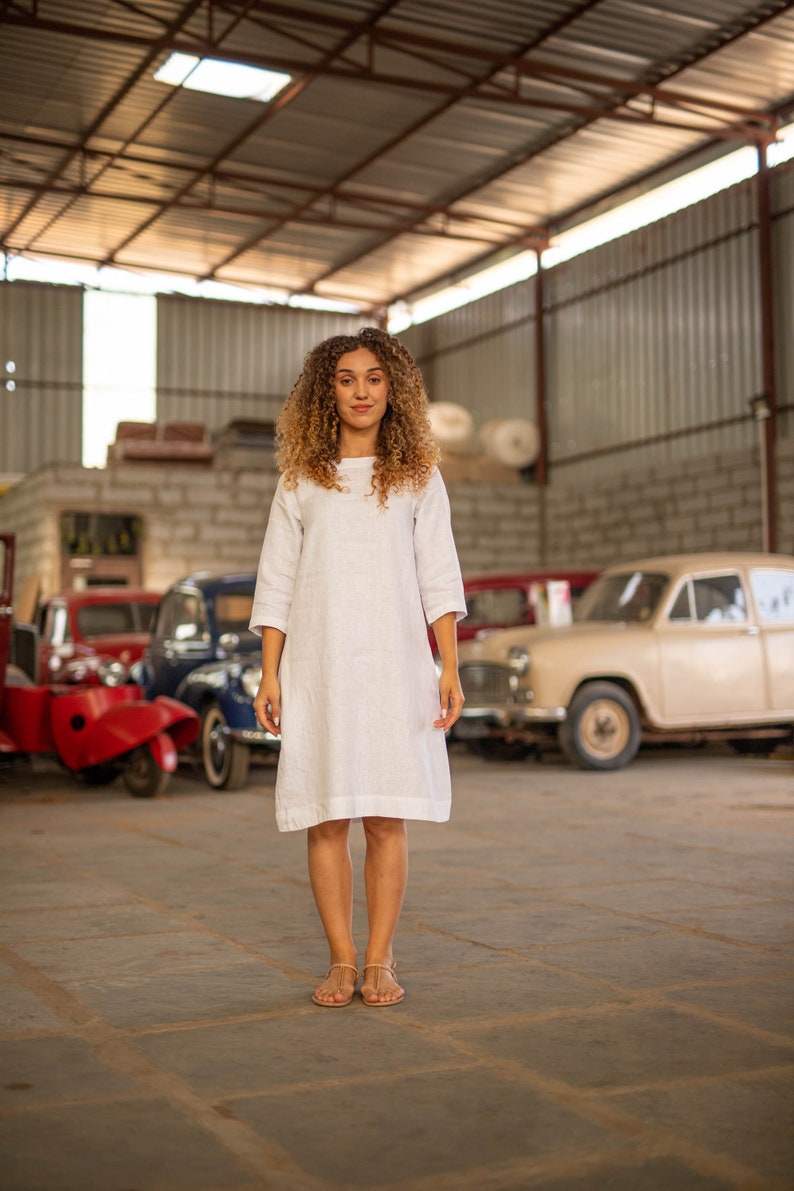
[333,348,388,438]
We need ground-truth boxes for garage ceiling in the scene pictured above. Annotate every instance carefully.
[1,0,793,312]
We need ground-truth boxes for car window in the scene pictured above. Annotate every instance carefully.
[76,603,138,637]
[465,587,526,628]
[215,590,255,636]
[156,590,209,643]
[692,574,746,623]
[173,593,209,642]
[750,569,794,623]
[132,602,158,632]
[577,571,668,623]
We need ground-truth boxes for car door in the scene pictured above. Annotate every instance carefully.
[748,567,794,711]
[657,571,766,724]
[147,587,213,697]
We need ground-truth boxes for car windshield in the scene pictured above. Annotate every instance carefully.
[215,589,257,640]
[576,571,669,623]
[76,600,156,638]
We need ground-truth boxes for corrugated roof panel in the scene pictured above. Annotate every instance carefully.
[1,0,792,306]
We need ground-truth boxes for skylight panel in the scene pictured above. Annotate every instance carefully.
[154,53,290,102]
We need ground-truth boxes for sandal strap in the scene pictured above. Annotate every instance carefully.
[362,963,396,987]
[327,963,359,982]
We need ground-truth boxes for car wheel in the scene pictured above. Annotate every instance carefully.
[123,746,169,798]
[559,681,640,771]
[467,738,532,762]
[201,702,250,790]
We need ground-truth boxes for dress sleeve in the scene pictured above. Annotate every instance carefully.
[413,469,467,625]
[249,477,303,636]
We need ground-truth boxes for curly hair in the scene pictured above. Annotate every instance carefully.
[275,326,439,506]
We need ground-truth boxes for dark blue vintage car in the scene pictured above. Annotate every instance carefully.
[134,572,278,789]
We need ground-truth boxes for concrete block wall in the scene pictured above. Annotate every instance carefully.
[0,461,278,604]
[1,436,791,606]
[541,438,793,568]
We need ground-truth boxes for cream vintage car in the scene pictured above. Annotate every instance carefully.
[455,552,794,770]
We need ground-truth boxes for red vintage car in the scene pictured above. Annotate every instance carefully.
[1,535,199,797]
[459,570,600,640]
[36,588,161,686]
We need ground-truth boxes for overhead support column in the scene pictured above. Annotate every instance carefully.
[755,140,778,554]
[534,245,548,488]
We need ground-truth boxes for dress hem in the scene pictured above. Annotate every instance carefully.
[276,799,451,832]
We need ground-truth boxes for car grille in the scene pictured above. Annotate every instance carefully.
[459,662,512,703]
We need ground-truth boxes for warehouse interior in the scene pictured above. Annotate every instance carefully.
[2,1,794,600]
[1,5,793,1191]
[1,3,794,590]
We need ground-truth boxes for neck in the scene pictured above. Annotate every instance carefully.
[338,428,379,458]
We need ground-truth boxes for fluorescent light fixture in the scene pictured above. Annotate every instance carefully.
[154,52,290,102]
[542,146,758,269]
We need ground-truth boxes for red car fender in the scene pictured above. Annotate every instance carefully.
[147,729,178,773]
[49,685,199,771]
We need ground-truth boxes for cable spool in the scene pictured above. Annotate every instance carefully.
[479,418,540,469]
[427,402,476,453]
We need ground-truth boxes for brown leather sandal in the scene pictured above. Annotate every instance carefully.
[311,963,359,1007]
[361,962,404,1007]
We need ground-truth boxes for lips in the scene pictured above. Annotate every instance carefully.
[352,405,373,412]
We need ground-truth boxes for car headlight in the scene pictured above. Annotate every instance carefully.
[98,660,128,687]
[241,664,262,699]
[507,646,530,676]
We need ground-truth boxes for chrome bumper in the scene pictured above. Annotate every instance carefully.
[459,703,566,726]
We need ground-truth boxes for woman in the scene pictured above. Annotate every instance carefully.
[250,326,465,1008]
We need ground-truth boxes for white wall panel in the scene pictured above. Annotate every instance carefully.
[0,281,83,478]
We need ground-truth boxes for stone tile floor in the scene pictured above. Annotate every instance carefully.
[0,744,792,1190]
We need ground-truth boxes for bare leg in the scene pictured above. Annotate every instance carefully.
[361,816,407,1005]
[307,818,357,1005]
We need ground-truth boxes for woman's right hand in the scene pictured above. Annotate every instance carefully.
[253,675,282,735]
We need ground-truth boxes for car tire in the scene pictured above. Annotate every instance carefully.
[123,746,170,798]
[467,739,532,762]
[201,702,250,790]
[559,681,641,771]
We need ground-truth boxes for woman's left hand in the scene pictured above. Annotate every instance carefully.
[434,665,465,730]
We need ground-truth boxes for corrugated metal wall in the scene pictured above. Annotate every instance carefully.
[0,281,83,478]
[547,179,761,481]
[772,158,794,441]
[402,281,537,424]
[405,164,794,485]
[156,297,365,429]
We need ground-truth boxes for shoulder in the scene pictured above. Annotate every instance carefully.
[415,466,447,501]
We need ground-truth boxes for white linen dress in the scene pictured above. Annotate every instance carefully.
[249,458,466,831]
